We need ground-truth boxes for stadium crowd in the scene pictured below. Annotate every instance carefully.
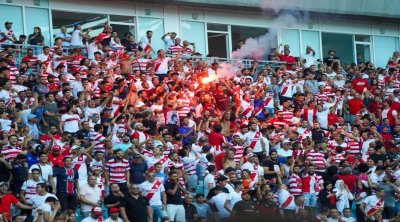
[0,18,400,222]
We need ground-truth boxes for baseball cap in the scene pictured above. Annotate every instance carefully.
[52,145,61,152]
[247,153,256,158]
[0,182,8,187]
[91,207,103,216]
[27,113,37,121]
[117,128,127,133]
[4,22,12,26]
[109,207,119,214]
[136,101,145,108]
[71,145,81,150]
[133,154,141,159]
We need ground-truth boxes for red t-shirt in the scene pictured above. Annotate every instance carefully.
[0,194,18,221]
[208,131,225,147]
[335,174,356,193]
[352,79,370,94]
[279,55,295,69]
[215,152,225,171]
[346,99,364,115]
[48,153,65,167]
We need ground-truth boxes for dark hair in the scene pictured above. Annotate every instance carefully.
[45,196,57,203]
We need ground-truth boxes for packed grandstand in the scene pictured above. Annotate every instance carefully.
[0,9,399,222]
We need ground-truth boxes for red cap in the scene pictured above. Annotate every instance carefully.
[109,207,119,214]
[91,207,103,216]
[52,145,61,152]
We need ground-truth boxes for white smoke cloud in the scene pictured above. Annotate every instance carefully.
[232,1,309,60]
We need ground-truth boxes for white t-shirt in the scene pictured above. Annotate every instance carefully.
[71,30,83,46]
[73,155,89,185]
[84,106,103,122]
[0,28,14,44]
[155,57,172,74]
[104,217,123,222]
[139,180,165,206]
[210,192,230,218]
[79,184,102,212]
[61,113,80,133]
[82,216,104,222]
[28,193,58,209]
[0,119,12,132]
[203,173,216,196]
[277,148,293,157]
[362,195,384,220]
[226,191,242,210]
[37,54,50,63]
[34,203,52,222]
[29,164,53,184]
[301,53,315,68]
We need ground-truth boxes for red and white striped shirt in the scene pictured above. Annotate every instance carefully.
[346,137,362,155]
[21,179,42,201]
[306,150,325,172]
[1,146,22,161]
[288,174,302,195]
[105,159,130,183]
[8,65,19,85]
[168,45,183,55]
[181,156,198,175]
[90,131,105,154]
[232,145,244,163]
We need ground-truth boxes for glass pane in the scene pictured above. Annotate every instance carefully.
[110,24,135,41]
[207,23,228,32]
[281,29,300,57]
[301,30,321,61]
[0,5,23,42]
[207,32,227,58]
[110,15,134,24]
[356,44,371,64]
[374,36,399,68]
[322,33,354,65]
[355,35,371,42]
[26,7,51,46]
[181,20,206,56]
[137,17,164,58]
[52,10,107,45]
[231,25,269,56]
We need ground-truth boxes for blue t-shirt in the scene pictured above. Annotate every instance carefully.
[178,126,193,144]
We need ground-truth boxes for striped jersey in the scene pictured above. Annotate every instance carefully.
[288,174,302,195]
[105,158,130,183]
[21,179,43,201]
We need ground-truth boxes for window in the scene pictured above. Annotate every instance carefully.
[301,30,321,60]
[181,20,206,56]
[26,7,51,45]
[110,15,134,23]
[207,23,228,32]
[52,10,107,44]
[322,33,354,65]
[374,36,399,67]
[0,5,23,41]
[281,29,300,56]
[137,17,164,57]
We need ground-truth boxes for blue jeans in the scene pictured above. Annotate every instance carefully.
[303,193,318,207]
[151,205,168,222]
